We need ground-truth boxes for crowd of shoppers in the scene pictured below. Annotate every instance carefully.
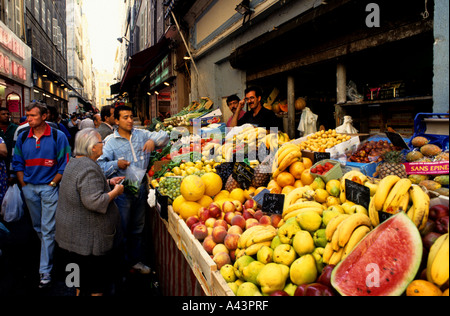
[1,101,169,296]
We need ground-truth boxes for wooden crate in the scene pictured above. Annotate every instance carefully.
[167,206,181,247]
[211,271,235,296]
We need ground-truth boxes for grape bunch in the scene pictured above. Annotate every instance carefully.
[158,177,183,201]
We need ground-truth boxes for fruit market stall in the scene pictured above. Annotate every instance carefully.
[146,115,449,296]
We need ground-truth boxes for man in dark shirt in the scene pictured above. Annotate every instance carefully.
[229,86,283,132]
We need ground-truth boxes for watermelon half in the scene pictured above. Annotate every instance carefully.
[331,212,422,296]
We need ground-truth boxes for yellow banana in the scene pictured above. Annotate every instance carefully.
[273,145,299,171]
[427,234,449,286]
[274,151,302,178]
[244,241,272,256]
[325,214,350,241]
[382,179,412,213]
[373,175,401,211]
[339,171,369,203]
[342,225,371,259]
[283,207,324,221]
[283,186,312,211]
[282,201,325,218]
[247,227,277,247]
[410,185,430,228]
[337,213,372,248]
[399,192,410,212]
[328,247,345,265]
[322,242,334,264]
[368,197,380,227]
[331,225,341,251]
[238,225,266,248]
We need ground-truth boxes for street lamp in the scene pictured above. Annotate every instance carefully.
[117,37,130,44]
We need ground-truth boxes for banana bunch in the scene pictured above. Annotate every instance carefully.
[272,144,302,179]
[283,186,315,213]
[323,213,372,265]
[277,131,290,146]
[282,200,326,221]
[369,175,429,230]
[339,171,368,203]
[236,225,278,257]
[262,133,279,153]
[427,233,449,287]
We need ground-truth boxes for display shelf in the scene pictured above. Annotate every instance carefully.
[339,95,432,107]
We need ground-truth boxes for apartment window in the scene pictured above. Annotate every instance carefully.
[34,0,40,21]
[41,1,46,31]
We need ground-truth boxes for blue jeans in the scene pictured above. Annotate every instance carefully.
[114,182,147,266]
[21,184,58,274]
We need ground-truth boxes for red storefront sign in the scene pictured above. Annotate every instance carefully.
[404,161,449,175]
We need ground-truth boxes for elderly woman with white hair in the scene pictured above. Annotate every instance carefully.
[55,128,125,296]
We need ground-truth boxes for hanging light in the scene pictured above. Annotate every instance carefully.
[235,0,252,15]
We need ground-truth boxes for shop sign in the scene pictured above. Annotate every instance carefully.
[0,21,31,85]
[150,55,171,90]
[404,161,449,175]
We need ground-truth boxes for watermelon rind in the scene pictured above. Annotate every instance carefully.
[331,212,423,296]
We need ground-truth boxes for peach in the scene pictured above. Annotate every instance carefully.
[229,249,236,262]
[190,221,202,233]
[271,214,283,228]
[202,235,217,255]
[222,201,236,213]
[193,223,208,241]
[214,219,229,230]
[212,243,229,256]
[243,209,255,220]
[259,215,272,226]
[185,216,199,229]
[212,226,228,244]
[213,252,231,270]
[246,218,260,229]
[224,212,236,225]
[198,207,211,222]
[205,217,216,228]
[208,202,222,219]
[232,200,244,212]
[228,225,243,235]
[244,199,258,210]
[254,210,264,221]
[230,215,246,230]
[224,233,240,251]
[207,227,213,236]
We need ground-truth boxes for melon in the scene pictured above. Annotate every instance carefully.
[411,136,429,148]
[331,212,422,296]
[420,144,442,157]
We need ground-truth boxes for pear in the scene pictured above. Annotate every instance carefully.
[270,235,282,250]
[256,263,290,295]
[284,282,298,296]
[290,254,318,286]
[296,210,322,232]
[322,209,342,227]
[220,264,236,283]
[257,246,274,264]
[242,261,265,285]
[233,255,254,280]
[292,230,315,256]
[273,244,297,266]
[237,282,263,296]
[277,220,301,244]
[313,229,327,248]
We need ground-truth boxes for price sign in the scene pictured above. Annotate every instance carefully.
[314,152,331,163]
[262,194,285,215]
[232,162,255,190]
[345,179,370,210]
[385,131,410,150]
[253,189,270,208]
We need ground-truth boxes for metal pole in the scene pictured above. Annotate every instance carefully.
[287,75,295,139]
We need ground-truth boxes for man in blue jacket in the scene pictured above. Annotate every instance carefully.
[98,105,169,275]
[12,102,71,289]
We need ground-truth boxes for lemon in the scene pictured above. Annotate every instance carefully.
[185,161,195,167]
[186,167,197,175]
[179,163,186,170]
[172,167,182,176]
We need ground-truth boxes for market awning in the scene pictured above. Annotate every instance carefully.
[120,37,170,90]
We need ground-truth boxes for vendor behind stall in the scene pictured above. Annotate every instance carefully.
[226,94,246,127]
[228,87,284,132]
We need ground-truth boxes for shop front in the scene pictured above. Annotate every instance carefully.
[0,20,32,123]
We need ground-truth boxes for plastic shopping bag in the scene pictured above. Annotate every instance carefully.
[1,184,24,223]
[124,165,147,196]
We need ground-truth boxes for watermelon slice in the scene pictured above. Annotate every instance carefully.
[331,212,422,296]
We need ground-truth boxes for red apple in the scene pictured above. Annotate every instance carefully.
[232,200,244,212]
[317,264,336,288]
[228,225,243,235]
[212,226,228,244]
[254,210,264,221]
[198,207,211,222]
[246,218,260,229]
[271,214,283,228]
[224,233,240,251]
[208,203,222,219]
[244,199,258,210]
[190,221,202,233]
[222,201,236,213]
[185,216,199,229]
[213,252,231,270]
[202,235,217,255]
[214,219,229,230]
[259,215,272,226]
[303,283,335,296]
[270,290,290,296]
[436,216,449,234]
[193,223,208,241]
[294,284,309,296]
[224,212,236,225]
[230,215,246,230]
[243,209,255,220]
[423,232,442,250]
[429,205,449,220]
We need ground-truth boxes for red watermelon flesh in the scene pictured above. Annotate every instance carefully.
[331,212,422,296]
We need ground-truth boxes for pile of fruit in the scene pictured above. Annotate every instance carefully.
[298,129,352,153]
[348,139,403,163]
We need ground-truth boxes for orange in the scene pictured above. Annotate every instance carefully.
[302,157,313,169]
[294,180,304,188]
[289,161,306,180]
[276,172,295,188]
[282,185,296,195]
[267,180,282,194]
[244,187,256,200]
[300,169,315,186]
[254,187,267,196]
